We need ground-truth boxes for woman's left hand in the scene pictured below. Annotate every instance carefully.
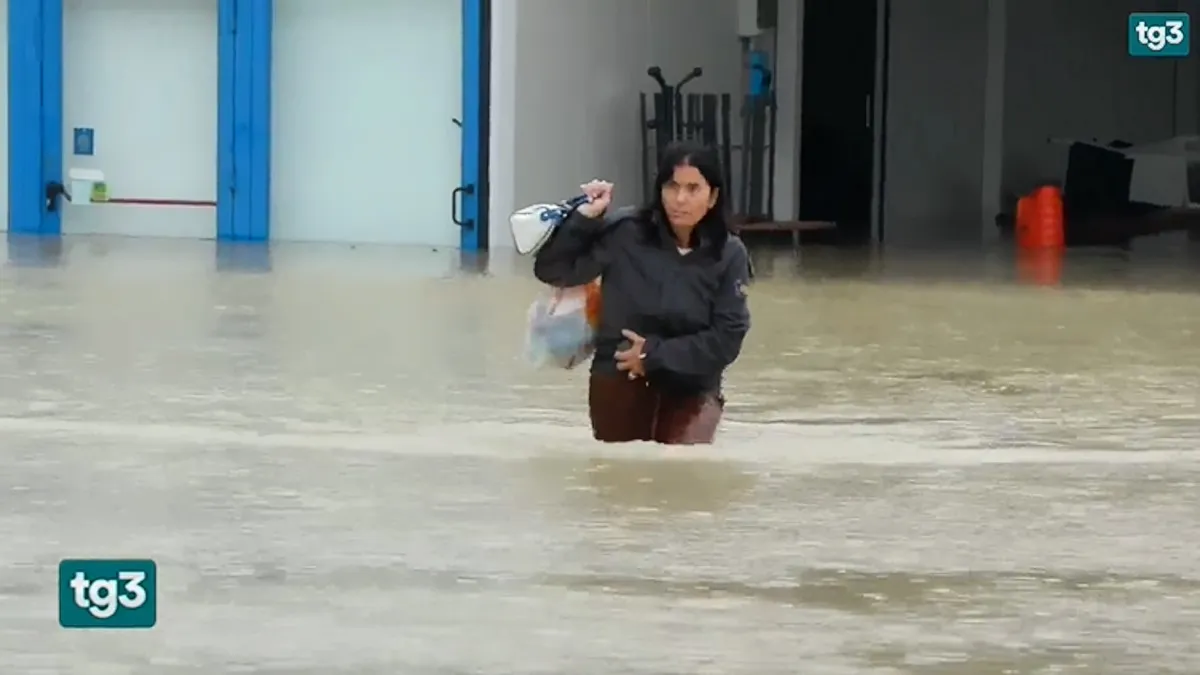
[615,329,647,379]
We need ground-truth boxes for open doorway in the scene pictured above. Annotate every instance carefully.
[797,0,888,245]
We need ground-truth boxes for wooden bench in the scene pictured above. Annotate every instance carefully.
[732,219,838,249]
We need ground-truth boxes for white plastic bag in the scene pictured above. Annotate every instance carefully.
[524,282,600,369]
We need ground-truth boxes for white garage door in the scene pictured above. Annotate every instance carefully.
[272,0,463,247]
[62,0,218,238]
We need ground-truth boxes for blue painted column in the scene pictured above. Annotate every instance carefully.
[218,0,273,242]
[41,0,64,236]
[8,0,65,236]
[459,0,489,251]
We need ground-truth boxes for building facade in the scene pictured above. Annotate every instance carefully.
[4,0,489,250]
[5,0,1195,251]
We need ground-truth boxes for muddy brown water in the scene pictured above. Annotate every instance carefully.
[0,236,1198,674]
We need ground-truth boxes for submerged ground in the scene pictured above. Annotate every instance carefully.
[1,236,1198,674]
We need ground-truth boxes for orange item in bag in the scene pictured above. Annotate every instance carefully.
[524,278,603,370]
[584,279,602,329]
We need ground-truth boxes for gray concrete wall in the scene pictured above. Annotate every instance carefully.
[1001,0,1188,202]
[881,0,990,246]
[490,0,1199,249]
[488,0,742,244]
[884,0,1197,246]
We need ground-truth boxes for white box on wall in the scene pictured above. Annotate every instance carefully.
[736,0,761,37]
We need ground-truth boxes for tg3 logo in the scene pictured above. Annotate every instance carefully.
[1129,13,1191,57]
[58,559,158,629]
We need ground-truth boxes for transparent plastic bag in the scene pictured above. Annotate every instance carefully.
[524,280,602,369]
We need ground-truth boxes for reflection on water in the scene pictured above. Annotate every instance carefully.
[541,456,758,514]
[0,235,1199,673]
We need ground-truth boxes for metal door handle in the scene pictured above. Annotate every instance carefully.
[451,184,475,228]
[865,94,872,129]
[45,182,70,212]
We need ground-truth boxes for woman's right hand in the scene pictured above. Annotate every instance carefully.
[576,180,613,219]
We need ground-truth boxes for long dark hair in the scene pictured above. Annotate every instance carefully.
[639,141,731,255]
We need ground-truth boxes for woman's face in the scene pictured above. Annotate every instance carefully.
[661,164,718,229]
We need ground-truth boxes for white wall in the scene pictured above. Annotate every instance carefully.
[62,0,218,238]
[272,0,463,247]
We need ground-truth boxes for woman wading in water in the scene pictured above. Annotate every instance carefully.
[534,141,752,445]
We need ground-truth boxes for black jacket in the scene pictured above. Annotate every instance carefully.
[533,207,752,395]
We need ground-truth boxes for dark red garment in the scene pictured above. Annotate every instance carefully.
[588,372,723,445]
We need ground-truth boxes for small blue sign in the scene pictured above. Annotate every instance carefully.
[1129,13,1191,57]
[73,127,95,156]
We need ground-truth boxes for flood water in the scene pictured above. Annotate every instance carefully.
[1,235,1199,674]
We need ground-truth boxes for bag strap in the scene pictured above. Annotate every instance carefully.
[547,287,566,313]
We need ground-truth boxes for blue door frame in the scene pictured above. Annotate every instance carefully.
[9,0,489,250]
[8,0,64,235]
[217,0,273,242]
[458,0,489,251]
